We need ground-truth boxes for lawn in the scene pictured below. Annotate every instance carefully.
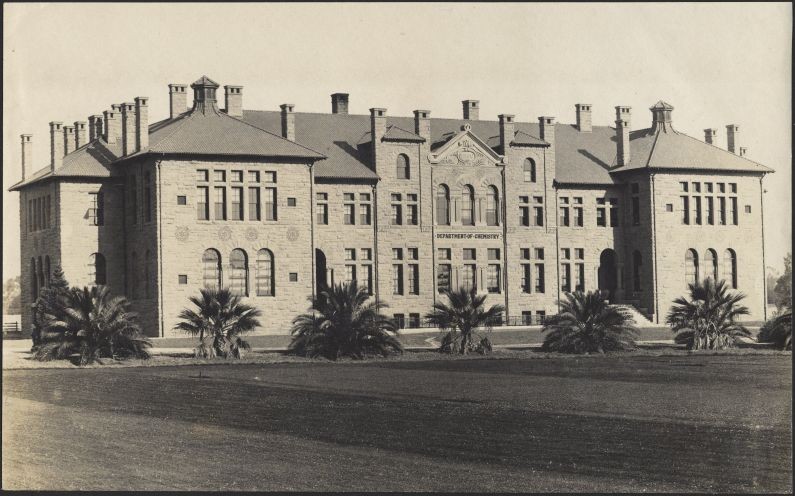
[2,354,791,492]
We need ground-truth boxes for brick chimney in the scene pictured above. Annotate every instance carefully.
[615,107,631,166]
[88,115,102,141]
[103,109,121,144]
[169,83,188,119]
[370,107,387,166]
[739,147,748,157]
[63,125,75,156]
[49,121,64,171]
[74,121,87,149]
[224,86,243,117]
[462,100,479,120]
[20,134,32,181]
[413,109,431,142]
[331,93,349,115]
[498,114,515,151]
[575,104,592,133]
[704,128,717,145]
[615,106,632,130]
[280,104,295,141]
[120,102,136,156]
[538,116,555,145]
[135,97,149,151]
[726,124,739,154]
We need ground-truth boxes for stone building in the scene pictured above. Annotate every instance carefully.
[10,76,774,337]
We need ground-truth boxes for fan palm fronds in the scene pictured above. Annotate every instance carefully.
[425,287,505,354]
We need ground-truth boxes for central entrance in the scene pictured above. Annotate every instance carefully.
[598,249,618,302]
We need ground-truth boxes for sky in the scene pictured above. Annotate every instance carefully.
[3,2,792,281]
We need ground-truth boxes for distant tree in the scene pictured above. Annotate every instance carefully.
[773,253,792,311]
[2,276,21,314]
[289,282,402,360]
[425,287,504,354]
[667,278,750,350]
[174,288,262,359]
[758,310,792,350]
[541,290,639,354]
[766,267,780,305]
[31,267,70,349]
[34,285,151,365]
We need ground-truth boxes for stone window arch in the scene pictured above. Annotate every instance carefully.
[436,184,450,225]
[256,249,275,296]
[461,185,475,226]
[486,185,499,226]
[685,249,699,287]
[523,158,537,183]
[705,249,718,282]
[202,249,222,290]
[723,249,737,289]
[396,153,410,180]
[229,248,249,296]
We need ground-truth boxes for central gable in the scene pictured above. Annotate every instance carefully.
[428,124,504,167]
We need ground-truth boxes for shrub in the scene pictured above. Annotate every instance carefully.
[425,287,504,355]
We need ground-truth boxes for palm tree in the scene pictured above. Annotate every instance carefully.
[288,282,402,360]
[541,290,639,354]
[34,285,151,365]
[31,265,70,350]
[174,288,263,358]
[425,287,505,354]
[666,278,750,350]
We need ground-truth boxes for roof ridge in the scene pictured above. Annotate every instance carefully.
[225,112,326,158]
[676,131,771,170]
[645,128,662,168]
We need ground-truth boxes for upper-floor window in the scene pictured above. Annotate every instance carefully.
[723,249,737,289]
[396,154,410,180]
[486,186,499,226]
[256,249,275,296]
[461,185,475,226]
[315,192,328,225]
[229,248,249,296]
[202,248,222,290]
[685,249,699,287]
[436,184,450,225]
[523,158,537,183]
[89,192,104,226]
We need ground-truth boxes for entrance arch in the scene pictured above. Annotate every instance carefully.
[598,249,618,301]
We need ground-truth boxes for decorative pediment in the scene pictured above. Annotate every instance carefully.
[428,124,504,166]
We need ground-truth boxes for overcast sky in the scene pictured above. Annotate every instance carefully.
[3,3,792,281]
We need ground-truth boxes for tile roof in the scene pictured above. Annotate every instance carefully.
[9,139,117,191]
[382,125,425,143]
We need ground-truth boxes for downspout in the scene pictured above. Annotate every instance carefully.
[309,163,315,301]
[430,166,437,308]
[759,175,767,320]
[155,158,165,337]
[650,173,660,324]
[554,182,560,314]
[373,182,380,312]
[501,161,509,320]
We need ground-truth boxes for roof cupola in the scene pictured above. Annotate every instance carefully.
[190,75,220,114]
[650,100,675,133]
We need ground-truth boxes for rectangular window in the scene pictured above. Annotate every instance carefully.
[561,263,571,293]
[409,313,421,328]
[730,183,737,194]
[265,188,277,221]
[248,187,261,220]
[177,195,187,205]
[344,264,356,285]
[730,197,738,225]
[231,170,243,182]
[214,187,226,220]
[718,183,725,193]
[264,171,276,183]
[680,182,688,192]
[393,314,405,329]
[487,264,501,293]
[462,264,476,291]
[391,204,402,225]
[561,248,571,260]
[575,248,584,259]
[230,187,244,221]
[361,248,372,261]
[692,182,701,193]
[316,203,328,225]
[692,196,701,225]
[719,197,726,225]
[287,198,296,207]
[392,265,403,295]
[559,207,570,227]
[574,207,583,227]
[248,171,260,182]
[437,264,451,293]
[214,170,225,182]
[359,204,371,225]
[533,207,544,227]
[408,264,419,294]
[89,192,104,226]
[596,208,606,227]
[343,203,355,224]
[706,196,714,225]
[521,264,532,293]
[522,311,533,325]
[681,196,690,225]
[406,204,418,225]
[705,182,713,193]
[744,205,752,214]
[534,248,544,260]
[520,206,530,226]
[535,264,545,293]
[631,197,640,225]
[463,248,476,261]
[576,263,585,291]
[488,248,500,260]
[393,248,403,260]
[438,248,451,260]
[609,202,619,227]
[362,265,373,294]
[197,169,209,182]
[407,248,418,260]
[197,187,209,220]
[345,248,356,261]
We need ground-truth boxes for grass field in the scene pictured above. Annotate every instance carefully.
[2,354,791,491]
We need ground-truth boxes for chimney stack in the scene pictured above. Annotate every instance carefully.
[538,116,555,145]
[63,125,75,156]
[615,107,631,166]
[20,134,32,181]
[135,97,149,151]
[370,107,387,164]
[462,100,479,120]
[50,121,64,171]
[498,114,515,152]
[169,84,187,119]
[331,93,349,115]
[575,104,592,133]
[224,86,243,117]
[739,147,748,157]
[413,109,431,142]
[74,121,87,149]
[280,104,295,141]
[88,115,103,141]
[103,109,121,144]
[704,128,717,146]
[120,102,136,156]
[615,106,632,130]
[726,124,739,154]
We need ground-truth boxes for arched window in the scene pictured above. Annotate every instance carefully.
[130,252,138,297]
[144,250,151,298]
[685,249,699,287]
[256,249,275,296]
[90,253,106,286]
[461,185,475,226]
[31,258,38,298]
[523,158,537,183]
[396,154,410,180]
[723,249,737,289]
[436,184,450,225]
[633,250,642,292]
[37,256,45,291]
[486,185,499,226]
[705,249,718,282]
[202,249,222,290]
[229,249,248,296]
[45,256,51,286]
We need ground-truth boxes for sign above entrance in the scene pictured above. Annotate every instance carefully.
[436,232,502,240]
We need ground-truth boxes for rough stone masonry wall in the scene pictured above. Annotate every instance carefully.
[156,158,314,337]
[651,171,767,322]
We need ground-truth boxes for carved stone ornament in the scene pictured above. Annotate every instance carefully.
[217,226,232,241]
[245,227,259,241]
[175,226,190,242]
